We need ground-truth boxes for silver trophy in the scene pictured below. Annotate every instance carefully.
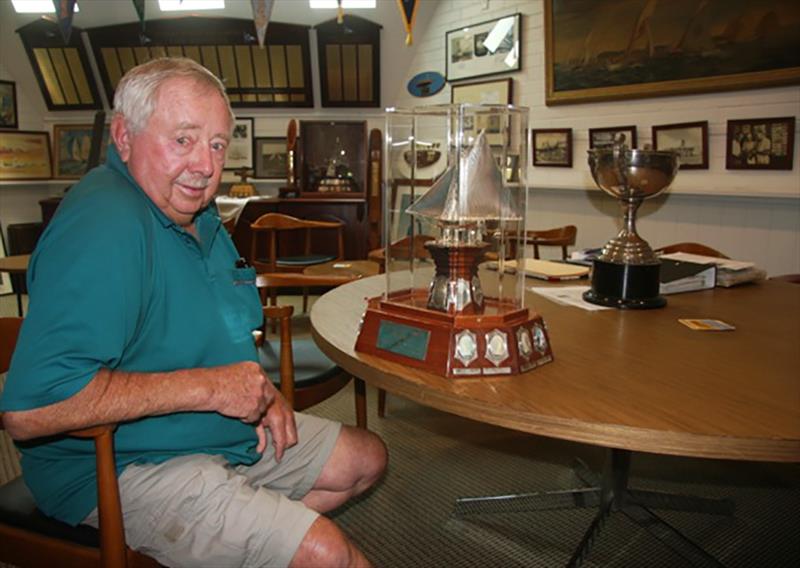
[584,147,679,309]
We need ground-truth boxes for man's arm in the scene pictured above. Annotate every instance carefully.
[3,361,271,441]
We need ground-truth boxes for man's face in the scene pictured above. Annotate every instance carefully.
[113,77,231,227]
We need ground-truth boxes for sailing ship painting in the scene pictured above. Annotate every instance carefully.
[0,131,51,180]
[547,0,800,103]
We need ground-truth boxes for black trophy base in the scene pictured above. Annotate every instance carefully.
[583,259,666,309]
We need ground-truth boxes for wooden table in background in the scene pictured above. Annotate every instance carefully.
[303,260,380,279]
[311,274,800,566]
[0,254,31,316]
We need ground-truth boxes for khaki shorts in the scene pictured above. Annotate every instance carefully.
[83,412,341,568]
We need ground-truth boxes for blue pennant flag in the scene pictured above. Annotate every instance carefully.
[54,0,77,44]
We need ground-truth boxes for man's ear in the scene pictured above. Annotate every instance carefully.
[110,115,132,161]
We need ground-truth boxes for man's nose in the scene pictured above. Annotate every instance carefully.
[190,144,214,177]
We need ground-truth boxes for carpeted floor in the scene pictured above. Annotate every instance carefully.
[307,382,800,568]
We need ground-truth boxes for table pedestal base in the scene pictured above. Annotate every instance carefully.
[453,448,733,567]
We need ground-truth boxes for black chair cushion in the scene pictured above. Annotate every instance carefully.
[258,337,341,388]
[0,476,100,547]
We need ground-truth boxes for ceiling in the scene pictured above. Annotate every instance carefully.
[3,0,410,34]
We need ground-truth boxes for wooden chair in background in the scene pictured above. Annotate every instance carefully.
[654,242,729,259]
[255,274,367,428]
[521,225,578,260]
[250,213,345,313]
[0,317,160,568]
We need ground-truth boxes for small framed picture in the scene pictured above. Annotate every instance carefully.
[589,125,637,150]
[0,80,18,129]
[254,137,287,179]
[0,130,51,180]
[225,117,254,170]
[451,78,512,145]
[531,128,572,167]
[53,124,92,179]
[652,121,709,170]
[446,13,522,81]
[726,117,795,171]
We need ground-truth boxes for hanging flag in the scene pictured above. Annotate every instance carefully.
[396,0,419,46]
[54,0,77,44]
[337,0,344,24]
[132,0,146,34]
[251,0,275,48]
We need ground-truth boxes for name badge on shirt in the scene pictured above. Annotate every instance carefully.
[232,266,256,286]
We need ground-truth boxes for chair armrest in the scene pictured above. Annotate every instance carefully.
[261,305,297,406]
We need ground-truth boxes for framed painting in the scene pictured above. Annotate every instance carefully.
[589,125,637,150]
[0,130,51,180]
[254,137,287,179]
[544,0,800,106]
[531,128,572,167]
[0,80,18,129]
[726,116,795,171]
[451,78,513,145]
[225,118,254,170]
[652,121,708,169]
[52,124,110,179]
[390,179,435,243]
[446,13,522,82]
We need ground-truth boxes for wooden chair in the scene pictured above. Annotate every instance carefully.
[0,317,160,568]
[367,235,435,419]
[521,225,577,260]
[255,274,367,428]
[250,213,345,313]
[654,242,729,259]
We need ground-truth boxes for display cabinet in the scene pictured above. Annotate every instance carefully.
[298,120,367,198]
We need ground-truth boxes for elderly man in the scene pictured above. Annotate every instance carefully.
[1,57,386,568]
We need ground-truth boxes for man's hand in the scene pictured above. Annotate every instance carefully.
[256,379,297,460]
[211,361,274,423]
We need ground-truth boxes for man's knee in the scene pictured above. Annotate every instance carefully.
[345,426,388,492]
[290,516,370,568]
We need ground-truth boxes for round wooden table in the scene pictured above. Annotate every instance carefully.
[311,273,800,565]
[303,260,380,279]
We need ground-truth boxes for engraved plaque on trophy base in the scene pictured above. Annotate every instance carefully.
[583,259,666,309]
[356,289,553,378]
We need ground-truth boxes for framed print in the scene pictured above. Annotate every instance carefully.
[531,128,572,168]
[446,13,521,82]
[53,124,89,179]
[451,78,513,145]
[544,1,800,106]
[0,80,18,129]
[225,118,254,170]
[390,179,435,243]
[652,121,708,170]
[254,137,287,179]
[726,117,795,171]
[0,130,51,180]
[589,125,637,150]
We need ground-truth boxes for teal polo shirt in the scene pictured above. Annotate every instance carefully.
[0,144,264,525]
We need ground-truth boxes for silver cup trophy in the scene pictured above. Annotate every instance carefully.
[583,146,679,309]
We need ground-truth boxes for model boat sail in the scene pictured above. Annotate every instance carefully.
[405,130,522,225]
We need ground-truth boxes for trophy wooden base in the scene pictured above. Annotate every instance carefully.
[583,259,666,309]
[355,289,553,378]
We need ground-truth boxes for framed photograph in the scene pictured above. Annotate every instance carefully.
[652,121,708,169]
[0,130,51,180]
[0,80,18,129]
[390,179,435,243]
[254,137,287,179]
[531,128,572,168]
[446,13,522,82]
[544,1,800,106]
[451,78,512,145]
[726,117,795,171]
[589,126,637,150]
[225,118,254,170]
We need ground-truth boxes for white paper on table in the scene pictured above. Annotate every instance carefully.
[659,252,754,271]
[528,285,613,311]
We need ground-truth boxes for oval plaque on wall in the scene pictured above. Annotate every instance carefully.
[407,71,446,98]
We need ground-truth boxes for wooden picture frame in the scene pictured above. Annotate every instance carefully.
[531,128,572,168]
[390,179,434,243]
[225,118,254,170]
[544,1,800,106]
[254,137,287,179]
[0,80,18,129]
[589,125,637,150]
[726,116,795,171]
[0,130,51,180]
[53,124,92,179]
[446,13,522,82]
[451,78,513,146]
[652,121,709,170]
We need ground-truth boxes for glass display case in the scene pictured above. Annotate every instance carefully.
[298,120,367,197]
[356,103,553,377]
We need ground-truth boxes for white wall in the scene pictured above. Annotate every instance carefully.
[392,0,800,276]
